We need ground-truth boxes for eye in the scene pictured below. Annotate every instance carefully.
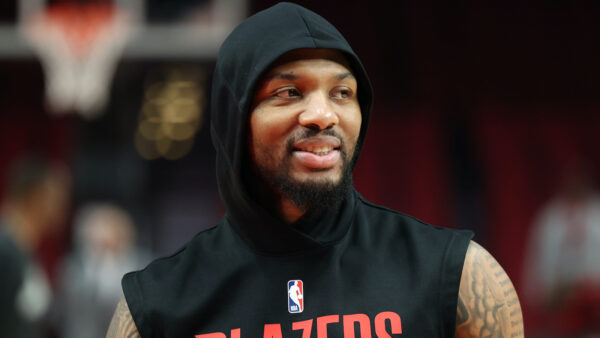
[275,87,302,99]
[330,87,353,100]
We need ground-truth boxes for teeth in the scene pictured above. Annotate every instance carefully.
[304,146,333,155]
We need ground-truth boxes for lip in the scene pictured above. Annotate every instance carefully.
[291,135,342,169]
[292,135,341,151]
[292,149,340,169]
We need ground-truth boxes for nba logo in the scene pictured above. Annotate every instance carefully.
[287,280,304,313]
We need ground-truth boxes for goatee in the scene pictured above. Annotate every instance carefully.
[254,129,356,213]
[273,159,353,213]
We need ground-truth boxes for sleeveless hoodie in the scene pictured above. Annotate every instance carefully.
[122,3,473,337]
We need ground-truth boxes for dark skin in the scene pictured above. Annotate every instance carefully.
[106,51,524,338]
[456,241,524,338]
[106,298,139,338]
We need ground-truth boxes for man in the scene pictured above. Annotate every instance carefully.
[0,156,70,337]
[55,203,150,338]
[108,3,523,337]
[524,166,600,335]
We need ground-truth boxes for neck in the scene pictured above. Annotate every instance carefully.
[246,172,306,224]
[278,197,306,223]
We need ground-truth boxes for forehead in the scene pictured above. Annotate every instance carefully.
[263,48,353,77]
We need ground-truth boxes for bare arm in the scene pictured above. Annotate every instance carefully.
[106,297,141,338]
[455,241,524,338]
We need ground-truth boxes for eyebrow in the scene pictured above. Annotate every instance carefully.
[263,73,298,81]
[337,72,355,80]
[263,72,355,81]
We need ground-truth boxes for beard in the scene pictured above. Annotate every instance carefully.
[253,129,356,213]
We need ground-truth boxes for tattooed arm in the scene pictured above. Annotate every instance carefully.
[455,241,524,338]
[106,297,141,338]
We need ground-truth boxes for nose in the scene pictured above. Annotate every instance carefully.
[298,92,339,130]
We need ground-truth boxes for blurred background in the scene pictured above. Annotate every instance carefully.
[0,0,599,337]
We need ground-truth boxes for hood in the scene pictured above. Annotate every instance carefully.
[210,2,373,254]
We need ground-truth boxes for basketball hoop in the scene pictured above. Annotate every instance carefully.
[21,3,132,119]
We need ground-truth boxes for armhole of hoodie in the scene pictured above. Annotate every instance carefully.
[122,271,150,337]
[438,229,473,337]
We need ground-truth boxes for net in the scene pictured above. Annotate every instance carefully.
[21,3,131,119]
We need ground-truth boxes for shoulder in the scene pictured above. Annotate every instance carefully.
[122,222,227,297]
[355,192,473,242]
[106,297,140,338]
[0,228,21,257]
[128,222,226,278]
[354,193,473,278]
[0,228,27,277]
[120,220,240,335]
[456,241,524,338]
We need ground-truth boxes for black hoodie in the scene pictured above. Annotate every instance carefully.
[122,3,473,337]
[210,1,373,255]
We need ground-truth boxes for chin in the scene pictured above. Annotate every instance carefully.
[291,172,342,186]
[254,157,353,210]
[281,171,352,211]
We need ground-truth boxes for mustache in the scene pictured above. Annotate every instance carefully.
[285,128,345,151]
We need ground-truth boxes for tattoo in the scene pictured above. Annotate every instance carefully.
[455,241,524,338]
[456,296,469,325]
[106,297,141,338]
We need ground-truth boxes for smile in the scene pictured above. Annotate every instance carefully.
[292,149,340,169]
[289,135,343,168]
[295,146,336,156]
[292,135,341,155]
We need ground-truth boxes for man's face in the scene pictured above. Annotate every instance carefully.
[249,49,362,209]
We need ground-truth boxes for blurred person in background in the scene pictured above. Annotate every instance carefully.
[524,164,600,337]
[53,202,150,338]
[0,156,70,338]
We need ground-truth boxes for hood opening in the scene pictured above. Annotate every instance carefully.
[209,2,373,254]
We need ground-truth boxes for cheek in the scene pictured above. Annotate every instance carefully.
[249,109,288,162]
[248,115,263,161]
[250,108,295,146]
[249,113,273,150]
[341,105,362,144]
